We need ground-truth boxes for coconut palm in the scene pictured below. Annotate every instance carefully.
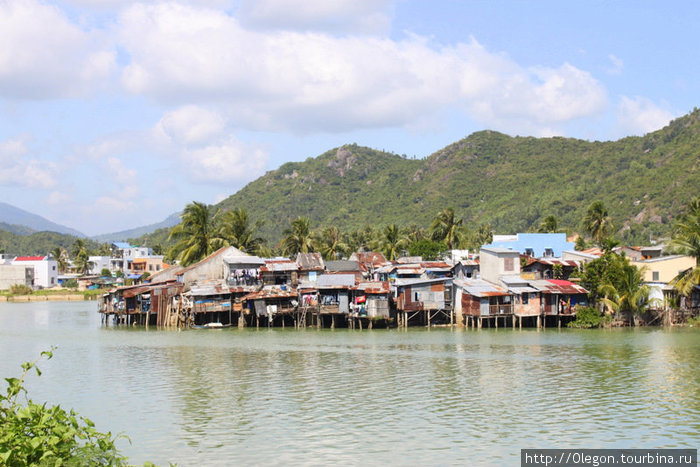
[71,238,87,259]
[380,224,408,261]
[537,215,559,233]
[583,201,614,246]
[430,208,465,250]
[168,201,224,266]
[669,197,700,295]
[72,249,94,276]
[599,264,654,326]
[346,226,376,254]
[314,226,348,260]
[468,223,493,251]
[218,208,265,254]
[282,217,314,255]
[50,247,68,274]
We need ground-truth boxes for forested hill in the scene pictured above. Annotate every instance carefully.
[215,109,699,245]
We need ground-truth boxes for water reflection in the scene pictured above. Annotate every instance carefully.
[0,303,698,465]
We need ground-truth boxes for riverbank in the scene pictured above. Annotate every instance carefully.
[0,290,101,302]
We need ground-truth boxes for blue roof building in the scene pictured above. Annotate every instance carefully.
[483,233,575,258]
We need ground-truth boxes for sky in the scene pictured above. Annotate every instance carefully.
[0,0,697,236]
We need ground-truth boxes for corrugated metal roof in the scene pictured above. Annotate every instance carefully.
[531,279,588,295]
[500,275,529,286]
[395,277,452,287]
[509,286,539,294]
[353,252,388,269]
[243,285,297,300]
[296,253,325,270]
[14,256,47,261]
[325,260,361,272]
[222,251,265,266]
[176,246,231,276]
[188,279,231,296]
[261,260,299,272]
[354,281,390,294]
[316,274,356,288]
[453,279,508,297]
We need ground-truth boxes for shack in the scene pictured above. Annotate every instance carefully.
[394,277,452,327]
[454,278,511,328]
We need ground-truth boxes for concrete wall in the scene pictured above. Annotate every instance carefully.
[480,248,520,284]
[630,255,696,283]
[0,265,33,290]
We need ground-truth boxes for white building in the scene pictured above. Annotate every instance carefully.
[11,256,58,288]
[88,256,124,275]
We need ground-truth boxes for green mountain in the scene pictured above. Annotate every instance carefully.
[0,230,83,257]
[213,110,699,246]
[0,202,84,237]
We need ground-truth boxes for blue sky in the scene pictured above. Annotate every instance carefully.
[0,0,696,236]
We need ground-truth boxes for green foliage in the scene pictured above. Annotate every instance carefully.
[582,201,614,246]
[281,217,314,255]
[567,306,610,328]
[579,252,629,304]
[64,279,78,288]
[599,263,655,326]
[429,208,465,250]
[408,239,448,261]
[119,112,700,250]
[687,316,700,327]
[168,202,225,266]
[379,224,408,260]
[100,268,112,277]
[0,348,128,466]
[668,197,700,295]
[216,208,266,255]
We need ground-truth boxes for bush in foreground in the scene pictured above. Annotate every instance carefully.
[567,306,610,329]
[0,348,128,466]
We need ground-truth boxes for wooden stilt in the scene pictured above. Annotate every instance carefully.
[537,315,541,329]
[331,315,335,329]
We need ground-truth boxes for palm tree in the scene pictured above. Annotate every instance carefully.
[71,238,87,259]
[50,247,68,274]
[218,208,265,254]
[583,201,614,246]
[314,226,348,260]
[346,226,376,254]
[168,201,224,266]
[405,224,426,244]
[430,208,465,250]
[537,215,558,233]
[669,197,700,296]
[380,224,408,261]
[281,217,314,255]
[599,264,654,326]
[72,248,94,276]
[468,223,493,251]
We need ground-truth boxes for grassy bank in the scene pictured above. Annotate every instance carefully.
[0,288,103,302]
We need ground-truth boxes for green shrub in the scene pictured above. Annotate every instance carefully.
[9,284,33,295]
[64,279,78,288]
[0,348,128,466]
[687,316,700,327]
[567,306,609,329]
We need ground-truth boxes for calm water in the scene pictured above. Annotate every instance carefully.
[0,301,698,466]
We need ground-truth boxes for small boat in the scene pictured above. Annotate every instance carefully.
[190,322,232,329]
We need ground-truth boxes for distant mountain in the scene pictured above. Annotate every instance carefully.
[211,109,700,246]
[0,202,84,237]
[0,222,36,236]
[92,212,181,243]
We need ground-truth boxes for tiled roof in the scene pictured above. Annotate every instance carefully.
[14,256,47,261]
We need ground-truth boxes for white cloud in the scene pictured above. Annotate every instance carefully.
[154,105,226,145]
[615,96,675,136]
[182,137,269,183]
[0,0,115,99]
[237,0,394,35]
[46,190,74,206]
[118,4,608,136]
[607,54,624,75]
[0,138,56,189]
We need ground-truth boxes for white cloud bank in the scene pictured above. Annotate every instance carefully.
[118,2,607,136]
[0,0,114,99]
[615,96,675,136]
[0,138,56,189]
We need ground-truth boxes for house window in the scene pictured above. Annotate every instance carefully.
[522,293,529,304]
[524,248,534,257]
[149,265,154,271]
[51,277,55,284]
[652,271,659,281]
[52,266,56,271]
[544,248,554,257]
[504,258,514,271]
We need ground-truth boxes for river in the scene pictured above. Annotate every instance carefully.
[0,301,698,466]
